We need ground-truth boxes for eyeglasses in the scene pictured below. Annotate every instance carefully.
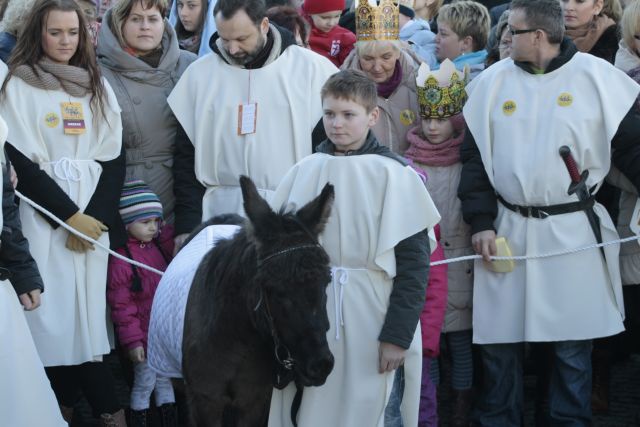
[509,27,539,36]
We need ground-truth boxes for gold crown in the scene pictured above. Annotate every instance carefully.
[416,59,469,119]
[356,0,400,42]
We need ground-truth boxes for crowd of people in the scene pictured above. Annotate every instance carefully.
[0,0,639,426]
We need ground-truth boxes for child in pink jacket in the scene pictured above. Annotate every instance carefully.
[301,0,355,67]
[419,224,448,427]
[107,180,176,426]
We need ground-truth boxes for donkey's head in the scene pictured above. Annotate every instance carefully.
[240,176,335,387]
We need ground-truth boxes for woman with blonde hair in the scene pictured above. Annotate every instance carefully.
[0,0,126,424]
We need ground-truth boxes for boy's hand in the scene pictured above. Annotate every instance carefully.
[129,346,145,363]
[472,230,497,262]
[19,289,41,311]
[378,341,406,373]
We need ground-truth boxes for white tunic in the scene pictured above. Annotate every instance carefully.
[463,53,639,343]
[0,105,67,426]
[167,47,337,219]
[147,224,240,378]
[0,76,122,365]
[268,154,440,427]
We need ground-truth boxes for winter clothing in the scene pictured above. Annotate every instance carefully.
[130,361,175,410]
[400,19,438,68]
[119,180,164,226]
[418,357,438,427]
[97,11,196,224]
[168,0,217,57]
[107,224,174,351]
[441,50,487,79]
[406,121,473,333]
[0,32,16,63]
[170,24,336,233]
[566,16,618,63]
[342,48,420,154]
[303,0,345,14]
[308,24,356,67]
[420,225,447,357]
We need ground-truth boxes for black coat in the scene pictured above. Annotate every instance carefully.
[0,159,44,296]
[458,38,640,234]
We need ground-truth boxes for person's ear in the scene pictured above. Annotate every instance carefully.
[260,17,269,36]
[369,106,380,126]
[460,35,474,54]
[594,0,604,16]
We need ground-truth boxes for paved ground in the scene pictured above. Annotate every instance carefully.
[70,351,640,426]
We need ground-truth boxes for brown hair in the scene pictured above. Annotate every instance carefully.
[321,69,377,113]
[110,0,167,48]
[2,0,107,119]
[266,5,308,47]
[174,0,208,41]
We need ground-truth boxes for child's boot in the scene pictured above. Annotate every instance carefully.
[158,403,178,427]
[100,408,128,427]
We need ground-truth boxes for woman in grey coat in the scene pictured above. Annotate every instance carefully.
[97,0,197,225]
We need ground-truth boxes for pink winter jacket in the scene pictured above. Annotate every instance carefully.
[107,225,175,351]
[420,225,448,357]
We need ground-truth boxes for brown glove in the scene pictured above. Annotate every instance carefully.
[65,211,108,252]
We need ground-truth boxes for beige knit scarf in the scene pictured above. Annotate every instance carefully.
[12,59,92,97]
[565,14,616,53]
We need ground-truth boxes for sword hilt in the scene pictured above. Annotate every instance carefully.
[559,145,589,196]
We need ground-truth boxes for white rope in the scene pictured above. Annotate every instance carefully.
[15,190,165,276]
[14,186,640,274]
[430,234,640,266]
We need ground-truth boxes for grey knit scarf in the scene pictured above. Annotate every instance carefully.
[12,59,92,97]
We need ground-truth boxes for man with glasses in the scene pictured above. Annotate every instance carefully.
[458,0,640,425]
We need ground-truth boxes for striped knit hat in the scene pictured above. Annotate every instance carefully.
[119,180,163,226]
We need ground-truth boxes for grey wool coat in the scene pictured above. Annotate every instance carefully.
[97,10,197,222]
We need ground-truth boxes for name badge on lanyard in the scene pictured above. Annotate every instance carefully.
[60,102,86,135]
[237,103,258,135]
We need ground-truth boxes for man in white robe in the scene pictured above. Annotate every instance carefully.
[168,0,337,247]
[458,0,640,425]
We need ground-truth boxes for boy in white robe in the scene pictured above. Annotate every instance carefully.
[268,69,440,427]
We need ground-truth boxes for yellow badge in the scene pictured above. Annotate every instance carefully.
[502,100,516,116]
[400,109,416,126]
[60,102,86,135]
[44,112,60,128]
[557,92,573,107]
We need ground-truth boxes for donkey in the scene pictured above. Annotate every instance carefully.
[182,176,335,426]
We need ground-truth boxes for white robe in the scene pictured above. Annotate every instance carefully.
[268,154,440,427]
[0,76,123,365]
[167,47,337,219]
[0,102,67,426]
[463,53,639,343]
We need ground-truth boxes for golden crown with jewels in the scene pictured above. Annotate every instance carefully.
[355,0,400,42]
[416,59,469,119]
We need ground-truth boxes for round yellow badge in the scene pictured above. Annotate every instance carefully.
[502,100,516,116]
[400,109,416,126]
[44,112,60,128]
[557,92,573,107]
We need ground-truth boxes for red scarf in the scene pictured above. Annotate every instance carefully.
[404,115,465,166]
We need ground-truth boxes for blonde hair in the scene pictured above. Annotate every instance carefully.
[437,0,490,51]
[355,40,402,57]
[601,0,622,23]
[110,0,167,48]
[0,0,39,36]
[621,0,640,55]
[426,0,444,21]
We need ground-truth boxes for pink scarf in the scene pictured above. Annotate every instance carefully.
[405,116,465,166]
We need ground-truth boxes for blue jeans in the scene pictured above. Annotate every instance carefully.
[473,340,592,427]
[384,367,404,427]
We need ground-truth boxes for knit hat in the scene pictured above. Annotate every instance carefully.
[119,180,163,226]
[303,0,345,15]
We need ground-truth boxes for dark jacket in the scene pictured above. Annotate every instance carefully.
[6,143,127,249]
[173,25,327,235]
[590,24,620,65]
[1,159,44,296]
[317,132,431,349]
[458,37,640,234]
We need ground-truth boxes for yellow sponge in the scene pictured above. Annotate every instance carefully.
[484,237,515,273]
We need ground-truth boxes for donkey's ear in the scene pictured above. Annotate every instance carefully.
[240,175,274,231]
[296,183,335,236]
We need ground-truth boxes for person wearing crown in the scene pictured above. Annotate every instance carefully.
[405,59,475,427]
[342,0,420,155]
[458,0,640,424]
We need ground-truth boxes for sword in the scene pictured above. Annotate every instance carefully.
[558,146,604,256]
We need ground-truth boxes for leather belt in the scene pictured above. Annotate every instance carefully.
[497,194,595,219]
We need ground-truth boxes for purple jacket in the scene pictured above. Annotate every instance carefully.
[107,225,174,350]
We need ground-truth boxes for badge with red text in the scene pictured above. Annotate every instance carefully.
[237,103,257,135]
[60,102,86,135]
